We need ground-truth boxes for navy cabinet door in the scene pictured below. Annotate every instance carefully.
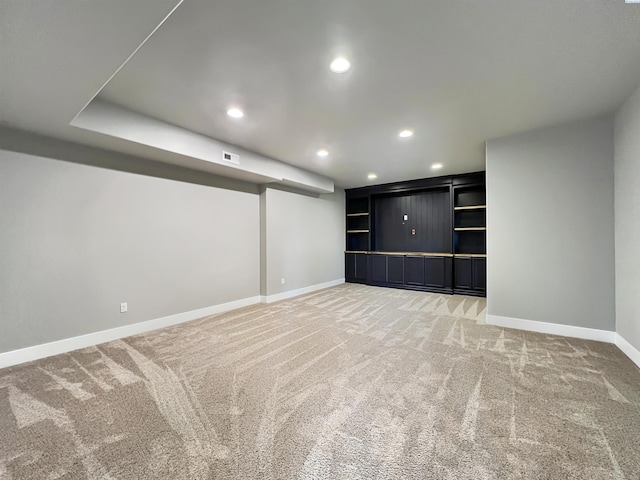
[370,255,387,283]
[405,256,425,286]
[355,254,368,281]
[346,253,356,281]
[454,258,473,289]
[472,257,486,291]
[387,256,404,284]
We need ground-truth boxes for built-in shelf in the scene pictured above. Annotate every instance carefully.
[346,212,369,217]
[453,182,486,295]
[346,196,371,253]
[454,205,486,211]
[347,251,456,257]
[375,251,453,257]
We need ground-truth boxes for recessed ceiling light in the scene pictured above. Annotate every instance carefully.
[317,149,329,157]
[227,107,244,118]
[398,129,414,138]
[368,173,378,180]
[431,163,443,170]
[330,57,351,73]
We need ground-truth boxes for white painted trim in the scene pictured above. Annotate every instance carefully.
[0,296,261,369]
[614,333,640,369]
[486,314,615,343]
[262,278,345,304]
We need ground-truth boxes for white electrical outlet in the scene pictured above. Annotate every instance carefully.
[120,302,128,313]
[281,278,285,284]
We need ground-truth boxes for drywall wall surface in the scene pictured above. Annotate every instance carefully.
[0,149,260,352]
[263,186,345,296]
[486,116,615,330]
[614,83,640,352]
[260,187,268,297]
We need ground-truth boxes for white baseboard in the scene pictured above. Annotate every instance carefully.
[261,278,345,304]
[486,314,615,343]
[4,287,634,372]
[614,333,640,369]
[0,295,262,369]
[0,279,346,369]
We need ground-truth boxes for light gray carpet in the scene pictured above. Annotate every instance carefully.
[0,284,638,479]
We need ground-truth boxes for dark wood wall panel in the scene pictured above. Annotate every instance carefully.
[374,188,451,253]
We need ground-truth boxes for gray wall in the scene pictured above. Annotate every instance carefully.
[263,187,345,297]
[486,117,615,330]
[614,84,640,351]
[0,149,261,353]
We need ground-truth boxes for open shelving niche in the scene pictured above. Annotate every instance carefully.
[453,184,486,257]
[452,183,486,295]
[346,196,370,253]
[344,196,371,283]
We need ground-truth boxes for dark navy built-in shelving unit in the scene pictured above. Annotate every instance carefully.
[345,172,486,297]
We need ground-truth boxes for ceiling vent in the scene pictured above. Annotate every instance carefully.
[222,151,240,165]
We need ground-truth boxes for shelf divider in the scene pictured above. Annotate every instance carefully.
[454,205,486,211]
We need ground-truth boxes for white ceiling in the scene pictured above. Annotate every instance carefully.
[2,0,640,188]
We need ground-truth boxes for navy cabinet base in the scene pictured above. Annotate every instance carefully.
[359,253,453,295]
[345,253,368,283]
[453,257,486,296]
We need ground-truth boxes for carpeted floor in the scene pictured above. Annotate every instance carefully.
[0,284,639,479]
